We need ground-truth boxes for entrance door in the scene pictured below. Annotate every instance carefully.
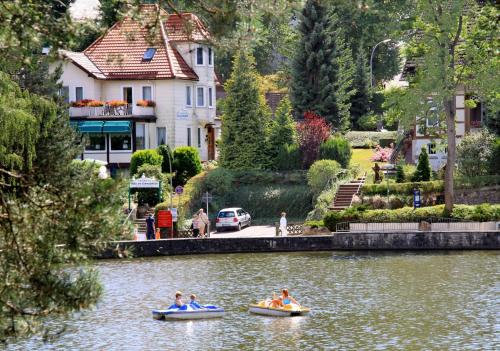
[207,126,215,160]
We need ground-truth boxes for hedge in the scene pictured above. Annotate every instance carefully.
[361,175,500,196]
[345,131,397,148]
[323,204,500,231]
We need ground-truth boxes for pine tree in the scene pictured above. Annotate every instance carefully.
[350,41,372,128]
[219,50,271,170]
[268,96,297,163]
[396,162,405,183]
[413,147,431,182]
[290,0,354,130]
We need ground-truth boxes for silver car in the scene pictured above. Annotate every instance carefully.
[215,207,251,231]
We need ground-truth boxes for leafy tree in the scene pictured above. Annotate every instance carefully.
[319,136,352,168]
[172,146,202,185]
[275,143,303,171]
[219,50,271,170]
[268,96,297,163]
[349,41,372,128]
[290,0,354,129]
[413,147,431,182]
[456,129,496,177]
[400,0,499,212]
[296,111,331,169]
[0,73,124,341]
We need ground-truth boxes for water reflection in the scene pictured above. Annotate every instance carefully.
[6,251,499,350]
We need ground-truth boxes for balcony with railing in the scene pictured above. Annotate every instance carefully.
[69,100,155,118]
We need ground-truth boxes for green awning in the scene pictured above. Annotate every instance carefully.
[78,121,104,133]
[102,121,131,133]
[69,121,79,129]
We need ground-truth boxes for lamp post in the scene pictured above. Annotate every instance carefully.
[165,148,174,236]
[370,38,391,88]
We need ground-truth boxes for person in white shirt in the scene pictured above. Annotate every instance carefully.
[279,212,287,237]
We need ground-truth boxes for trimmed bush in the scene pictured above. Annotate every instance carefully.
[396,163,405,183]
[457,129,496,177]
[157,144,174,173]
[412,147,431,182]
[345,131,397,148]
[130,149,163,176]
[205,167,234,195]
[323,204,500,231]
[489,138,500,175]
[172,146,202,185]
[307,160,342,197]
[319,136,352,168]
[362,180,443,196]
[275,143,302,170]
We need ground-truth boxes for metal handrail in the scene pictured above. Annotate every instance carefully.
[122,207,136,226]
[349,172,366,207]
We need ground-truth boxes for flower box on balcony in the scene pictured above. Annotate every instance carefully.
[136,99,156,107]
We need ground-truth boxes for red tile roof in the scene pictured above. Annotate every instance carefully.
[62,4,210,81]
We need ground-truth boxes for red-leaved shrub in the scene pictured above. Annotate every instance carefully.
[296,111,331,168]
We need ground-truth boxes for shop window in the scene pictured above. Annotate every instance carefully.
[136,124,146,150]
[157,127,166,146]
[110,133,131,151]
[85,133,106,151]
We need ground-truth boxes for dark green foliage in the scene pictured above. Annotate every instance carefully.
[396,163,405,183]
[0,73,125,340]
[357,113,378,131]
[130,149,163,176]
[157,144,174,173]
[323,204,500,231]
[268,96,296,162]
[99,0,129,27]
[172,146,202,185]
[134,164,170,206]
[350,41,372,127]
[489,138,500,175]
[205,167,235,194]
[219,50,271,170]
[275,144,303,170]
[413,147,431,182]
[290,0,354,129]
[319,136,352,168]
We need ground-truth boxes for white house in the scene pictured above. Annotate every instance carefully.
[54,4,219,170]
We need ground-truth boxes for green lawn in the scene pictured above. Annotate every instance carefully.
[351,148,387,184]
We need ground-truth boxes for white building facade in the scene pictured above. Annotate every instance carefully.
[54,5,219,169]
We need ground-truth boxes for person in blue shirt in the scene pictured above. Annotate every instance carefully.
[281,288,298,305]
[145,213,155,240]
[190,294,202,309]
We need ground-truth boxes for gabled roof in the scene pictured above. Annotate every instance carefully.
[61,4,210,80]
[165,13,211,42]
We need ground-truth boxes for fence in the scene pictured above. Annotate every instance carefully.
[335,217,488,233]
[275,222,304,236]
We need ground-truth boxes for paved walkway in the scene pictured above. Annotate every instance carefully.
[209,225,277,238]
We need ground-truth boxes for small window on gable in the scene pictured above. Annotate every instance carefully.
[143,48,156,61]
[196,47,204,65]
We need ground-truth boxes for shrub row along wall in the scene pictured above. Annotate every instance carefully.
[99,231,500,258]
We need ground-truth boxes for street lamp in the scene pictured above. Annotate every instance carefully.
[370,38,391,88]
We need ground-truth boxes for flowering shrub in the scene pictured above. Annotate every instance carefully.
[87,100,104,107]
[70,101,85,107]
[106,100,128,107]
[136,99,156,107]
[70,99,103,107]
[370,145,393,162]
[296,111,331,168]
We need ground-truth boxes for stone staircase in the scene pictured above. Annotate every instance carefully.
[133,218,147,235]
[329,175,366,211]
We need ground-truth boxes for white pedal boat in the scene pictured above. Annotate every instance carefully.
[152,304,224,320]
[249,300,310,317]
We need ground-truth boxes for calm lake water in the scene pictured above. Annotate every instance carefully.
[6,251,500,350]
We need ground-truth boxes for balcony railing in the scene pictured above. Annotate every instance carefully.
[69,104,155,117]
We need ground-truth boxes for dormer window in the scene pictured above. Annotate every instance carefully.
[143,48,156,61]
[196,47,204,65]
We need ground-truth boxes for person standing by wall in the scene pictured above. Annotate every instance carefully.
[198,209,209,238]
[145,212,155,240]
[279,212,288,237]
[192,212,200,238]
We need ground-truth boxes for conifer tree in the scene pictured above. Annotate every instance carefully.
[268,96,297,162]
[350,41,372,128]
[219,50,271,170]
[291,0,354,130]
[413,147,431,182]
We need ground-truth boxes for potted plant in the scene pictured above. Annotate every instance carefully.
[135,99,156,115]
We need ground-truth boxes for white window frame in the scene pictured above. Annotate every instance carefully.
[84,133,107,153]
[135,123,147,150]
[196,86,205,107]
[141,85,153,101]
[208,47,213,66]
[75,86,83,102]
[109,133,133,153]
[186,86,192,107]
[196,47,204,66]
[208,87,213,108]
[122,86,133,105]
[156,127,167,146]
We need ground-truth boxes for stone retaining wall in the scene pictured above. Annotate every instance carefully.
[98,231,500,259]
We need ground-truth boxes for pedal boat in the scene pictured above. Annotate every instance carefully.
[249,300,310,317]
[152,304,224,320]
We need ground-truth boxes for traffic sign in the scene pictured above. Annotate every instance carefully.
[175,185,184,194]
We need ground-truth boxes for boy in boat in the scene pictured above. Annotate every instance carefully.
[268,294,284,308]
[190,294,202,309]
[174,291,184,307]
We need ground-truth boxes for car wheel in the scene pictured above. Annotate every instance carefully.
[237,223,241,231]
